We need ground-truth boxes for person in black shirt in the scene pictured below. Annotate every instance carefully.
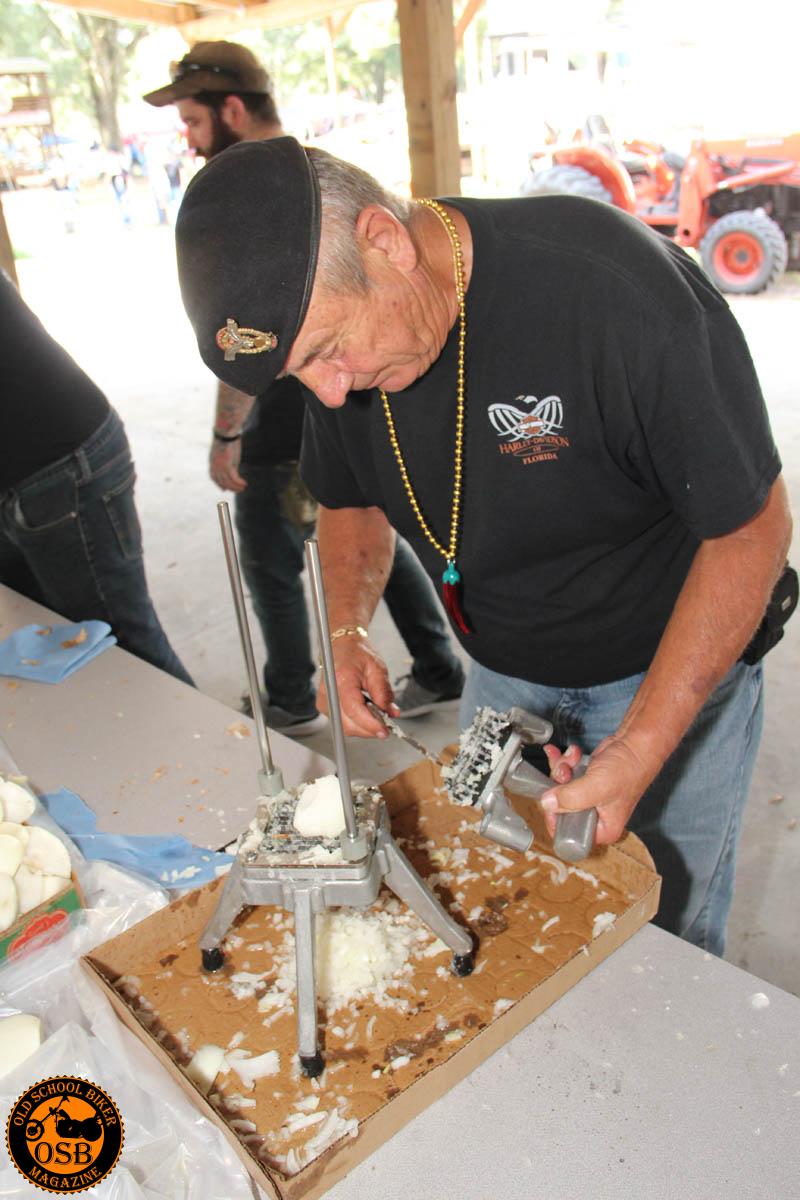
[146,43,464,735]
[0,270,192,685]
[174,139,792,955]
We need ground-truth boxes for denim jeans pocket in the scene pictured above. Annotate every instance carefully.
[101,465,142,561]
[13,473,78,534]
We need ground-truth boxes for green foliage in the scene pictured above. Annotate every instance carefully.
[0,1,149,148]
[254,25,330,99]
[256,7,402,108]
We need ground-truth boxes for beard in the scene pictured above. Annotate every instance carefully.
[205,110,241,160]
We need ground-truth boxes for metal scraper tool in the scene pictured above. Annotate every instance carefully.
[362,692,446,765]
[443,705,598,861]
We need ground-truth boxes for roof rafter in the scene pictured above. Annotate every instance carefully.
[455,0,483,47]
[42,0,370,33]
[45,0,187,26]
[179,0,369,41]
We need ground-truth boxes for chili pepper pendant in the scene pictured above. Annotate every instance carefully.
[442,561,472,634]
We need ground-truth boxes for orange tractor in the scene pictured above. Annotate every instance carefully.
[523,118,800,294]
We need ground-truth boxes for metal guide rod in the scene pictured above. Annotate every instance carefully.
[217,501,283,795]
[304,538,362,851]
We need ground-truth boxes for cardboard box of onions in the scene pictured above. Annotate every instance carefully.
[83,757,659,1200]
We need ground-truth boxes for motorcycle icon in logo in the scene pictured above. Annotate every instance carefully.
[488,394,564,441]
[25,1097,103,1145]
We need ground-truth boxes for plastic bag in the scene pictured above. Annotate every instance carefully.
[0,738,267,1197]
[0,859,261,1198]
[0,1015,260,1198]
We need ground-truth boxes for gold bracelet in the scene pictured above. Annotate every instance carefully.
[330,625,368,642]
[319,626,369,669]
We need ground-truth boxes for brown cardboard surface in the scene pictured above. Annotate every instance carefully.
[82,757,659,1200]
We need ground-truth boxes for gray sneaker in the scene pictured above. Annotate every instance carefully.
[240,692,326,738]
[263,704,327,738]
[393,674,463,719]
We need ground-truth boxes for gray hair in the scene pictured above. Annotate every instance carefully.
[306,147,412,295]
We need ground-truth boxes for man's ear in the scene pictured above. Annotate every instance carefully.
[355,205,417,273]
[220,94,249,135]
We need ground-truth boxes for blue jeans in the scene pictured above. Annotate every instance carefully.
[461,658,764,956]
[0,408,192,685]
[235,463,464,713]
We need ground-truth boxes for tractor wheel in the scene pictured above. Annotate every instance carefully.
[699,210,788,295]
[521,164,612,204]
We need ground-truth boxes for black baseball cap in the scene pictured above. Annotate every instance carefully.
[175,137,321,395]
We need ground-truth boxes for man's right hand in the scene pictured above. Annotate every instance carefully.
[209,437,247,492]
[317,637,398,737]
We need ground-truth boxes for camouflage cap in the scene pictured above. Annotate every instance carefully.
[144,41,272,107]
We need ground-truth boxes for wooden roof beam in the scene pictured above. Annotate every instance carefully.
[44,0,268,23]
[179,0,368,41]
[327,7,352,41]
[44,0,189,25]
[455,0,483,48]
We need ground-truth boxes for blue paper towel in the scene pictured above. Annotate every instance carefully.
[40,788,233,888]
[0,621,116,682]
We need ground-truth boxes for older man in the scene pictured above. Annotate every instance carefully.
[175,137,792,955]
[146,44,465,733]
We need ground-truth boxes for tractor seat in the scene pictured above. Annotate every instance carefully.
[619,153,650,176]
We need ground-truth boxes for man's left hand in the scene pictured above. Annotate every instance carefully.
[540,736,653,845]
[209,437,246,492]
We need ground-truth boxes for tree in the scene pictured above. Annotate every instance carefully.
[0,2,150,149]
[334,3,400,105]
[256,2,402,111]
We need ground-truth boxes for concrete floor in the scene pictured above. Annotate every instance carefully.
[7,182,800,996]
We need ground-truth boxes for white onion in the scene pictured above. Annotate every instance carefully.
[0,873,19,932]
[186,1044,227,1093]
[0,1013,42,1077]
[0,780,35,824]
[23,827,71,879]
[0,833,23,876]
[293,776,346,838]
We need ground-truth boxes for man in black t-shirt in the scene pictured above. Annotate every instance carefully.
[146,44,464,736]
[0,271,192,686]
[174,139,792,956]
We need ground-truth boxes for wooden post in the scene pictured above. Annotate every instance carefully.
[396,0,460,197]
[0,192,18,287]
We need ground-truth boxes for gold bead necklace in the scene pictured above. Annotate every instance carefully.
[380,197,471,633]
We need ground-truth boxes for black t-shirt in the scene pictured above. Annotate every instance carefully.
[241,376,306,466]
[300,197,780,688]
[0,271,108,491]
